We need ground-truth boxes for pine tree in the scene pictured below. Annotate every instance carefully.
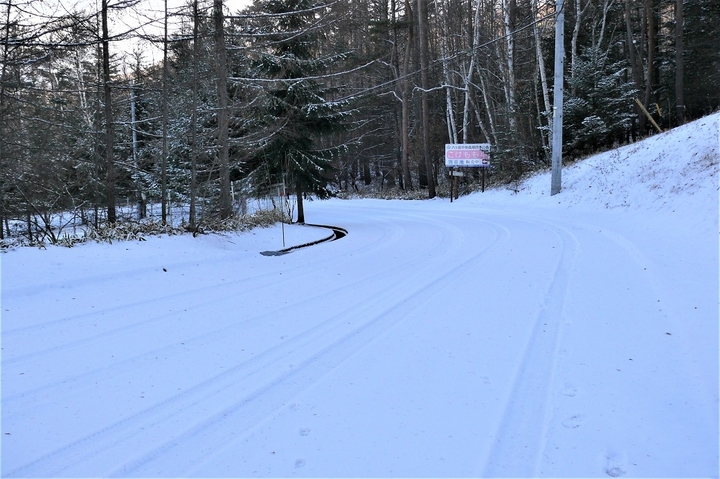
[683,0,720,119]
[249,0,350,223]
[564,45,637,154]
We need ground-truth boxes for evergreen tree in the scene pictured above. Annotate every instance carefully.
[248,0,351,223]
[564,45,637,155]
[683,0,720,119]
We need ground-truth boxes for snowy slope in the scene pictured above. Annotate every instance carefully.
[465,113,719,212]
[1,113,718,477]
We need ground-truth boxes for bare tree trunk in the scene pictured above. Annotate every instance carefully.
[674,0,684,125]
[417,0,435,198]
[435,0,457,144]
[214,0,232,219]
[503,0,517,132]
[463,0,481,144]
[130,80,143,219]
[638,0,647,131]
[74,50,92,127]
[400,0,413,190]
[478,73,499,146]
[533,0,551,119]
[471,94,492,144]
[624,0,644,130]
[102,0,116,224]
[532,0,551,155]
[644,0,656,107]
[0,0,10,238]
[0,0,9,130]
[189,0,199,228]
[596,0,613,50]
[571,0,586,85]
[161,0,169,223]
[295,180,305,223]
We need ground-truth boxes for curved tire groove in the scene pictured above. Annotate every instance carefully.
[260,223,348,256]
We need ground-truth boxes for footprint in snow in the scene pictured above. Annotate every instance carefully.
[299,428,310,436]
[561,414,586,428]
[604,451,627,477]
[562,384,577,397]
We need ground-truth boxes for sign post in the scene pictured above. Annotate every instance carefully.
[445,144,492,198]
[449,169,464,201]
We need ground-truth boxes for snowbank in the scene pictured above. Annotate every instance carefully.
[464,112,720,214]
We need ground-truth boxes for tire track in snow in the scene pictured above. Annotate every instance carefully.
[1,215,407,373]
[2,217,403,339]
[3,213,508,477]
[1,216,448,413]
[481,218,580,477]
[111,216,512,477]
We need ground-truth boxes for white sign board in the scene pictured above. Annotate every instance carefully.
[445,143,491,167]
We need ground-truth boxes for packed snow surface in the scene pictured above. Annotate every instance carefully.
[2,114,719,477]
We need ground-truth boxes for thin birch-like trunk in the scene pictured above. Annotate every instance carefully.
[533,0,551,118]
[463,0,481,144]
[478,72,499,145]
[436,0,457,144]
[503,0,517,131]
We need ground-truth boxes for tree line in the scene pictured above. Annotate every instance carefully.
[1,0,718,239]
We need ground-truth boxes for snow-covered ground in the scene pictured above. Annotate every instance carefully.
[2,114,718,477]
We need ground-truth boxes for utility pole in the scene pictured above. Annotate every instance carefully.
[551,0,564,196]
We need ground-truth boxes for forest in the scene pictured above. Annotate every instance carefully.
[1,0,718,240]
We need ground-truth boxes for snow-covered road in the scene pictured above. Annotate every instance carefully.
[2,195,717,477]
[3,112,719,478]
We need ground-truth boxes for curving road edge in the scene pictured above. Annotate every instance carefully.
[260,223,348,256]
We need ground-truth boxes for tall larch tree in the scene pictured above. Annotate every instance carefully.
[249,0,351,223]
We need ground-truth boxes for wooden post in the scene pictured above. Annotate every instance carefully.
[450,169,454,202]
[635,98,663,133]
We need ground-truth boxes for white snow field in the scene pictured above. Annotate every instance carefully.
[2,113,719,477]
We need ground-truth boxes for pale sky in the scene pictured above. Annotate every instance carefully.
[19,0,253,65]
[116,0,254,65]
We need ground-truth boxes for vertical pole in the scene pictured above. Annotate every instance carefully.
[550,0,564,196]
[281,174,286,247]
[278,184,285,248]
[482,167,485,192]
[450,169,454,203]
